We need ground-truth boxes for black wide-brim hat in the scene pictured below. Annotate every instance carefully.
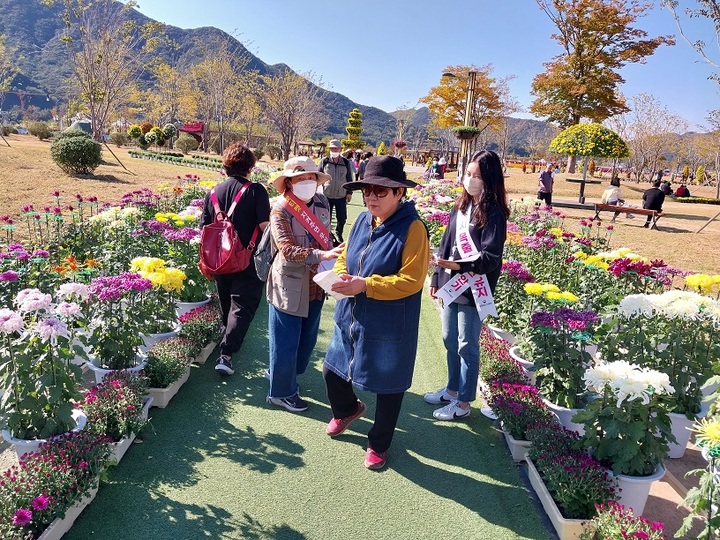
[343,155,418,191]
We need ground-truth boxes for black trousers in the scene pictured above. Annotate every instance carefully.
[215,269,264,357]
[327,197,348,239]
[323,367,404,454]
[537,191,553,206]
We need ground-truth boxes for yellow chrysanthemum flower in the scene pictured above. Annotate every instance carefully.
[540,283,560,293]
[573,251,588,260]
[524,283,544,296]
[694,417,720,450]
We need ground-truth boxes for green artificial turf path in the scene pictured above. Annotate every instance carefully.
[66,200,552,540]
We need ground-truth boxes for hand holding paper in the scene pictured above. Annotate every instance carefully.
[313,270,352,300]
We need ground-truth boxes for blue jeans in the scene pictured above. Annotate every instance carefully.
[268,299,324,399]
[441,302,482,403]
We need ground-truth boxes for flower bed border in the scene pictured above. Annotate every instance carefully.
[526,456,587,540]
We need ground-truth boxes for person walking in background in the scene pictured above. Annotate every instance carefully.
[265,157,344,412]
[601,177,624,223]
[642,179,665,228]
[426,150,509,421]
[357,151,372,181]
[200,143,270,376]
[318,139,354,242]
[537,162,554,207]
[322,155,429,471]
[438,155,447,176]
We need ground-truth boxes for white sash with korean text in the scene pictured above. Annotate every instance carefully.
[437,205,497,320]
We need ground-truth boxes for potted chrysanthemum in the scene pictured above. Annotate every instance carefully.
[574,361,675,515]
[0,288,87,457]
[597,290,720,457]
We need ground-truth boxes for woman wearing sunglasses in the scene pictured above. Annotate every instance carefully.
[426,149,510,421]
[322,155,429,470]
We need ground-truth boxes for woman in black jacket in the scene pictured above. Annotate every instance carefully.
[425,150,510,420]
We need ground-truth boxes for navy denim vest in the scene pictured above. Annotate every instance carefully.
[324,201,423,394]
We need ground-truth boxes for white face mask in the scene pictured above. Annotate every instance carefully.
[292,179,317,201]
[463,177,483,196]
[329,151,340,159]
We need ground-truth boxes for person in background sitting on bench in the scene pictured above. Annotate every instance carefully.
[537,162,554,207]
[675,184,690,197]
[601,177,624,223]
[642,180,665,228]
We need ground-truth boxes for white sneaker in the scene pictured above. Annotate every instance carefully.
[433,400,471,421]
[424,387,456,404]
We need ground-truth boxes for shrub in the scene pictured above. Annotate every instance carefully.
[148,126,166,147]
[253,147,265,161]
[128,124,142,138]
[162,123,177,140]
[265,144,281,160]
[50,132,102,174]
[176,133,199,154]
[27,121,52,140]
[55,128,89,141]
[1,125,18,136]
[109,131,128,147]
[145,336,194,388]
[140,122,153,134]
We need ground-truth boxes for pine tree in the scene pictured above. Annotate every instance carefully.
[341,108,365,150]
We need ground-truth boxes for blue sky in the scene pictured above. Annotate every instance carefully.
[134,0,719,131]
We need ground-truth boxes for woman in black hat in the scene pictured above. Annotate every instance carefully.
[322,155,430,470]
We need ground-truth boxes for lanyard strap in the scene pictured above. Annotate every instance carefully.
[280,192,332,250]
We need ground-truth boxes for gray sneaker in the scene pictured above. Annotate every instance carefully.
[215,355,234,376]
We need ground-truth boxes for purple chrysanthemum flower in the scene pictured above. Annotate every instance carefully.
[163,227,200,242]
[0,270,19,282]
[12,508,33,526]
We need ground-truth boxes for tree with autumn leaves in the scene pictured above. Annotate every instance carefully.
[531,0,673,131]
[421,64,513,137]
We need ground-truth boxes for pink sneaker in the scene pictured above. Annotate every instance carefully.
[326,401,367,437]
[364,448,387,470]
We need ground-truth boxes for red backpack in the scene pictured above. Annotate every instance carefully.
[199,184,259,277]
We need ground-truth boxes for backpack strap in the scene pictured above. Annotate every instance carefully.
[226,182,252,218]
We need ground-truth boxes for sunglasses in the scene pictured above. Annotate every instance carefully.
[361,185,390,198]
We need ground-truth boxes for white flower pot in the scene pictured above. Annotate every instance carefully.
[668,411,702,459]
[526,457,588,539]
[108,397,152,464]
[542,398,585,436]
[509,345,535,376]
[501,425,531,462]
[612,464,666,516]
[486,322,516,345]
[140,322,182,352]
[37,483,99,540]
[146,366,191,408]
[86,354,148,385]
[2,409,87,460]
[193,340,218,365]
[175,296,211,318]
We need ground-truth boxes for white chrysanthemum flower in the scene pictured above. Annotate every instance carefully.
[58,282,90,299]
[55,302,81,317]
[638,369,674,397]
[614,378,650,406]
[121,207,140,219]
[618,294,655,318]
[661,299,700,320]
[179,206,202,220]
[0,308,24,334]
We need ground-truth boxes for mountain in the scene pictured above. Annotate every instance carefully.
[0,0,396,145]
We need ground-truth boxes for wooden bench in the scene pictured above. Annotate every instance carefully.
[592,203,663,230]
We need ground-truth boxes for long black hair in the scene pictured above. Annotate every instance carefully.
[457,149,510,227]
